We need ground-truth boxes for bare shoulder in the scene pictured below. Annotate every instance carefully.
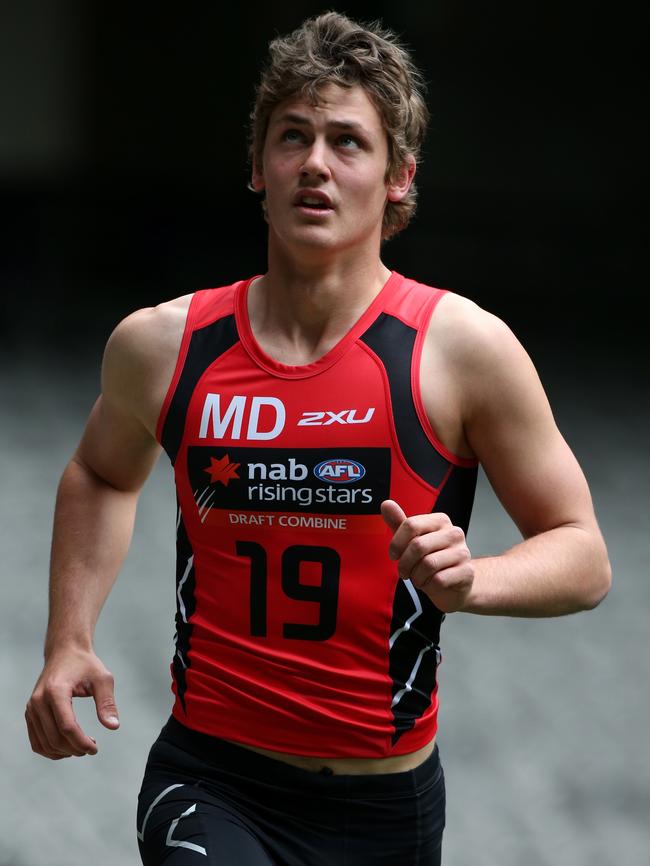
[432,292,527,366]
[430,291,545,414]
[104,294,192,366]
[421,291,544,459]
[102,294,193,434]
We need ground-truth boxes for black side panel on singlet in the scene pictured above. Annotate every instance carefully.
[389,581,443,744]
[360,314,450,490]
[162,313,238,711]
[361,310,478,531]
[173,507,197,713]
[435,463,478,534]
[360,312,478,742]
[161,314,239,464]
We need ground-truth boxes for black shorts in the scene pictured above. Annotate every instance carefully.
[137,717,445,865]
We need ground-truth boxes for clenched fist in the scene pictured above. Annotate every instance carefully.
[381,500,474,613]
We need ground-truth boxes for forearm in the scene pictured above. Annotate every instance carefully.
[45,456,139,656]
[460,524,611,617]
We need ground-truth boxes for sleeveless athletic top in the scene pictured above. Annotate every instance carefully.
[156,271,478,758]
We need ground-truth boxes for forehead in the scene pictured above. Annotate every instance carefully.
[269,82,384,133]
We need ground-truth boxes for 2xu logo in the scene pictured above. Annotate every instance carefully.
[199,393,375,441]
[297,409,375,426]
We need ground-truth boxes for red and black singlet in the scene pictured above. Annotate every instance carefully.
[156,271,478,758]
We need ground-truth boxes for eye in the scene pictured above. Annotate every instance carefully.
[337,134,361,149]
[281,128,304,143]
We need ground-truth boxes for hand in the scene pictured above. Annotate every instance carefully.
[25,646,120,760]
[381,500,474,613]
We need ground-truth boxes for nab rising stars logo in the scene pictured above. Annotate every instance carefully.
[313,458,366,484]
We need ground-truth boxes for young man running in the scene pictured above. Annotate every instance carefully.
[26,12,611,865]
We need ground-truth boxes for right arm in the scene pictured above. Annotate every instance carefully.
[25,300,188,759]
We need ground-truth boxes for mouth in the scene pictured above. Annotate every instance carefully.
[293,190,334,216]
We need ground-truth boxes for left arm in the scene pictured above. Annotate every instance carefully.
[461,309,610,615]
[383,297,611,617]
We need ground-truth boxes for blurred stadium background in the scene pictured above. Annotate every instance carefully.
[1,3,647,864]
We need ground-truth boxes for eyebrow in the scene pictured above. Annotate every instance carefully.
[272,112,368,134]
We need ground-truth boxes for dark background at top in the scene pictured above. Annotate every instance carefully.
[1,1,647,373]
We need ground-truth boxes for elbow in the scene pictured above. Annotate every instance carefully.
[582,552,612,611]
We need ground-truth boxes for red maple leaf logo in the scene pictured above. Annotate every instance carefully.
[204,454,240,486]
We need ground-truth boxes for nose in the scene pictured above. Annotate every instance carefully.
[300,138,331,181]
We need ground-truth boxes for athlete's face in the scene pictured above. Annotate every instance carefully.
[253,83,415,257]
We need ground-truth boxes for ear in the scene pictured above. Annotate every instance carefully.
[386,155,416,203]
[251,157,265,192]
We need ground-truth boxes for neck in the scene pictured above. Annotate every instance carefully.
[255,235,390,346]
[248,243,391,364]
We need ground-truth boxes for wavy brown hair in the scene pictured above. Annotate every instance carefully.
[249,11,429,240]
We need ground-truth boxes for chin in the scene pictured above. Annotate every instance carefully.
[281,220,376,252]
[277,225,345,251]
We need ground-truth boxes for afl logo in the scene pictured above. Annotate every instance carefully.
[314,458,366,484]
